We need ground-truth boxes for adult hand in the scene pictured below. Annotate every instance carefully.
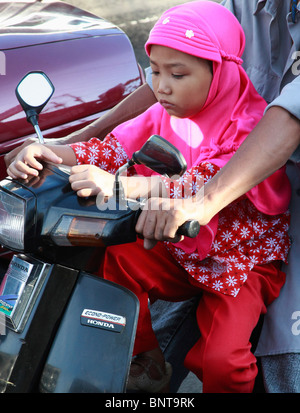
[136,197,198,250]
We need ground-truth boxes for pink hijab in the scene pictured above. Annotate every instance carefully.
[112,1,290,256]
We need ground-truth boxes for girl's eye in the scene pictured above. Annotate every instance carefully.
[151,71,159,76]
[172,74,185,79]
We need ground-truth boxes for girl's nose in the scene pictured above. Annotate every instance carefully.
[157,78,171,95]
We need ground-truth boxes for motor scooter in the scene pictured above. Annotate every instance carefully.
[0,71,200,393]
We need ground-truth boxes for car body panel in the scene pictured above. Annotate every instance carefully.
[0,1,144,178]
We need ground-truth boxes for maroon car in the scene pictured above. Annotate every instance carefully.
[0,0,144,178]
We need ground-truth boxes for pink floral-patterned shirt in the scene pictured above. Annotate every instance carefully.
[70,134,290,297]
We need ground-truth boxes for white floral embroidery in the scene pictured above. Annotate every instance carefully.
[232,220,240,230]
[114,154,126,166]
[197,274,209,283]
[87,153,98,165]
[240,226,251,238]
[240,273,248,283]
[226,275,237,287]
[170,186,182,199]
[221,230,233,242]
[184,261,196,272]
[102,147,112,159]
[74,146,86,158]
[212,280,223,291]
[212,240,222,252]
[163,17,170,24]
[89,144,100,156]
[231,288,239,297]
[185,29,195,39]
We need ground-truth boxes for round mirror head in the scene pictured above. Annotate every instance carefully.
[16,71,54,112]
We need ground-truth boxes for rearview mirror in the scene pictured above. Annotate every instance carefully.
[131,134,187,177]
[15,71,55,143]
[16,71,54,110]
[113,134,187,202]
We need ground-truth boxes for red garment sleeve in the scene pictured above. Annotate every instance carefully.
[69,134,130,174]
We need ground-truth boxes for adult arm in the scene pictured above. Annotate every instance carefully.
[137,104,300,248]
[62,83,156,143]
[4,83,156,166]
[200,105,300,224]
[202,75,300,222]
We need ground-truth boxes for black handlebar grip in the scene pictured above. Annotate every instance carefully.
[177,220,200,238]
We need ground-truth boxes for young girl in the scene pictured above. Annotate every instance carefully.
[8,1,291,392]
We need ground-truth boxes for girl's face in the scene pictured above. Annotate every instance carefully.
[150,45,213,118]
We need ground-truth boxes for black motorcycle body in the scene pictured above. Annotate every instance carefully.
[0,163,140,393]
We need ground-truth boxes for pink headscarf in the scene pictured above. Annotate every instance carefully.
[112,1,290,255]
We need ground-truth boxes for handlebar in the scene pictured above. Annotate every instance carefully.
[135,208,200,239]
[177,220,200,238]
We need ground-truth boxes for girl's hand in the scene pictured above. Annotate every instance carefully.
[7,143,63,179]
[69,164,115,198]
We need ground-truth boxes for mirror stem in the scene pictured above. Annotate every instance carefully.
[33,124,45,144]
[26,110,45,144]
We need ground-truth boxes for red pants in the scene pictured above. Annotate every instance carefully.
[100,239,285,393]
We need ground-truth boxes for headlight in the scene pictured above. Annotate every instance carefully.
[0,190,25,250]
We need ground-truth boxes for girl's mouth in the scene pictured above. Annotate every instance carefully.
[159,99,175,110]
